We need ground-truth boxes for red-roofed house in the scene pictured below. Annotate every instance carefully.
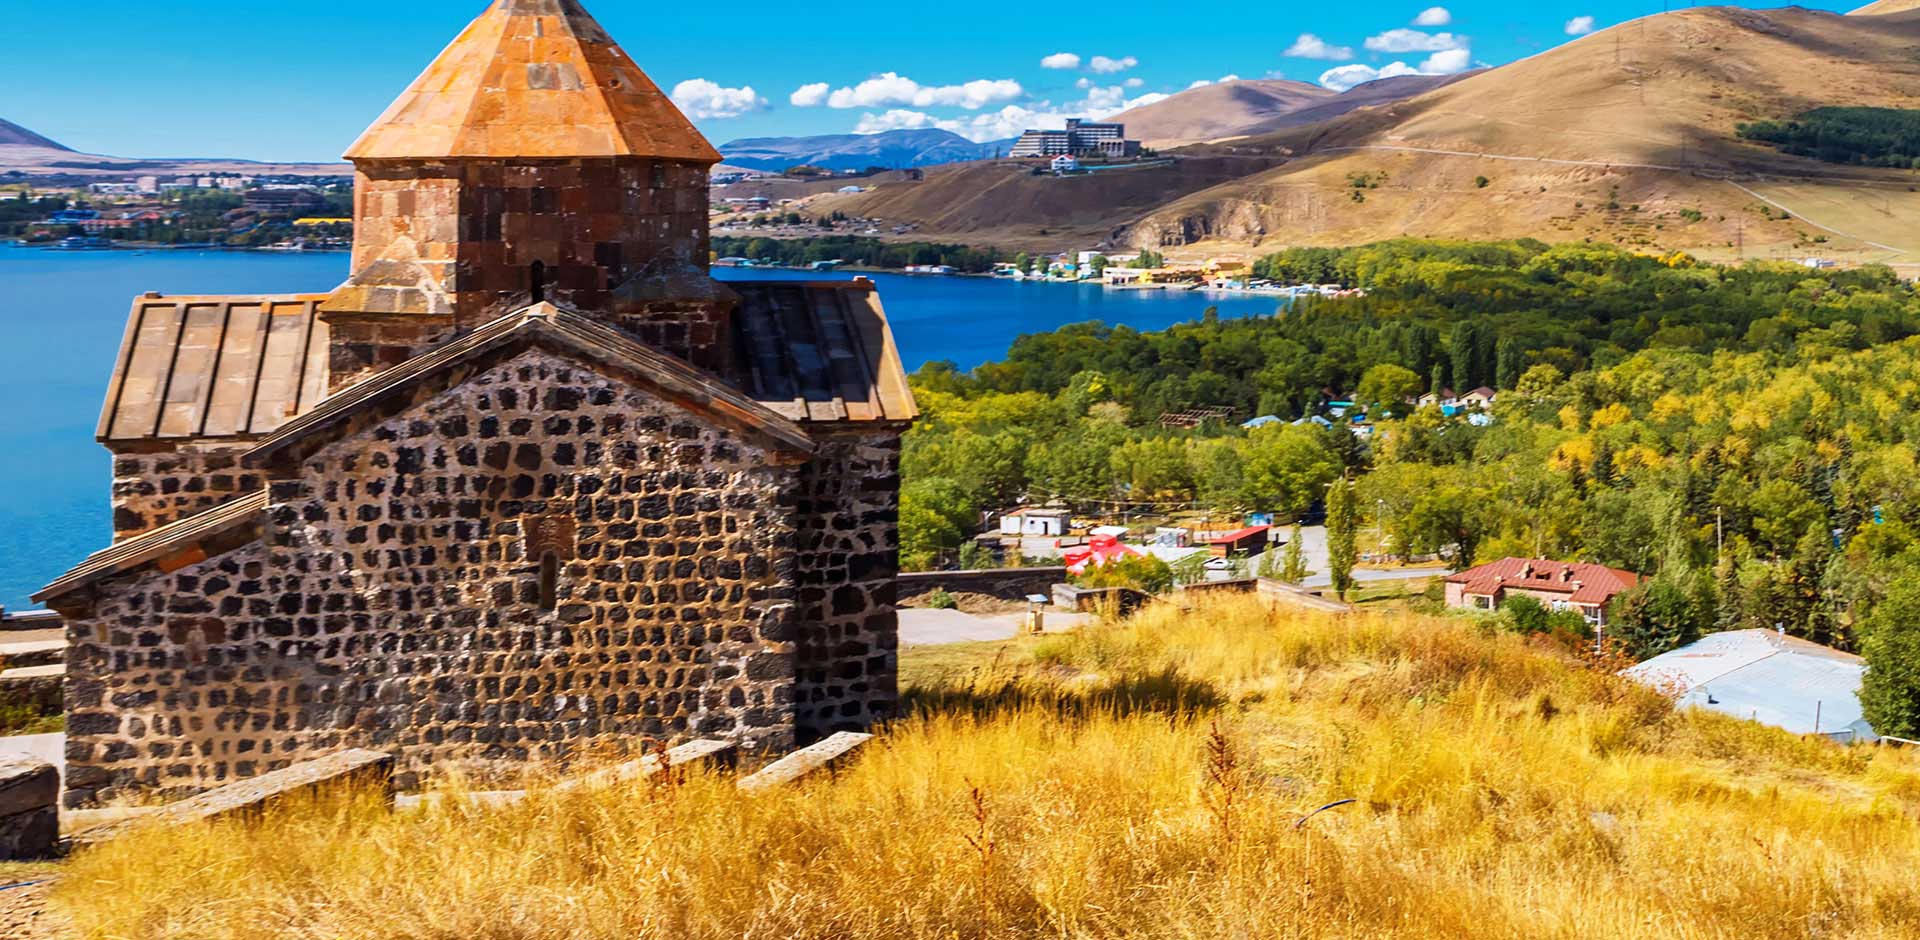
[1444,558,1642,627]
[1208,525,1272,557]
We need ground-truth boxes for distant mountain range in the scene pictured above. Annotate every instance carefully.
[718,129,1011,172]
[0,117,348,179]
[0,117,70,152]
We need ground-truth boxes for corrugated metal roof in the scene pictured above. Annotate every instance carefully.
[96,294,331,443]
[1625,630,1874,739]
[33,490,268,605]
[727,280,918,424]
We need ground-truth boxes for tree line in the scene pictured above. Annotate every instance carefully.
[710,235,1004,273]
[900,237,1920,737]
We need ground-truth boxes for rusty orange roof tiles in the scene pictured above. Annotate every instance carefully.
[345,0,721,163]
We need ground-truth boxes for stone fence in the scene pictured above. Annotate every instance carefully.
[898,567,1068,602]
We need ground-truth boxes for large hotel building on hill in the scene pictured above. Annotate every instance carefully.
[1009,119,1141,158]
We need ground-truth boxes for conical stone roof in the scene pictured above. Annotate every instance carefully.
[345,0,721,163]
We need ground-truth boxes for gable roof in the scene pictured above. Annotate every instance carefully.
[344,0,721,163]
[245,302,818,468]
[97,293,331,443]
[1447,557,1641,607]
[727,279,918,424]
[34,490,267,606]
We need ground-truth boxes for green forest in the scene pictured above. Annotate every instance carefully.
[1737,106,1920,168]
[899,238,1920,735]
[711,235,1003,272]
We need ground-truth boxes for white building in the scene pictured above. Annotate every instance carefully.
[999,508,1071,537]
[1625,630,1876,742]
[1051,154,1078,174]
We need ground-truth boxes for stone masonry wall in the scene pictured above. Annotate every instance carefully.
[791,428,903,742]
[333,159,719,360]
[109,447,264,539]
[64,349,803,805]
[896,568,1070,603]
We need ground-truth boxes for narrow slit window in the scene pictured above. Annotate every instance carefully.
[538,551,559,611]
[530,260,546,303]
[649,161,667,190]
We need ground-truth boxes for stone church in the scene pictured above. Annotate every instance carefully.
[36,0,916,806]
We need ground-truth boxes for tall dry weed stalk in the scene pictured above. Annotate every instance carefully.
[1202,720,1242,850]
[960,780,996,927]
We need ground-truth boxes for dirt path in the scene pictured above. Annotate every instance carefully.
[0,875,66,940]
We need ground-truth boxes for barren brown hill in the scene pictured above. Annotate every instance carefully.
[1851,0,1920,14]
[818,6,1920,266]
[810,154,1288,249]
[1122,6,1920,263]
[1111,75,1475,150]
[1111,80,1333,148]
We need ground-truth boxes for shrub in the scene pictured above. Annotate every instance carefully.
[1075,555,1175,594]
[924,588,958,610]
[1501,594,1549,634]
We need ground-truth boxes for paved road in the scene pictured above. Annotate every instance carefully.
[899,608,1089,645]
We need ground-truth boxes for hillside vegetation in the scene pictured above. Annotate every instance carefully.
[1738,107,1920,167]
[53,596,1920,939]
[901,241,1920,716]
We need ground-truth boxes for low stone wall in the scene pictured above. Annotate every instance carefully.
[0,665,63,713]
[898,567,1067,602]
[1051,583,1150,615]
[0,756,58,860]
[1180,579,1259,597]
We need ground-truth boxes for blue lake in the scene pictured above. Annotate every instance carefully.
[0,243,1282,608]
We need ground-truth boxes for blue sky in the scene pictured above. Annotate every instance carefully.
[0,0,1859,162]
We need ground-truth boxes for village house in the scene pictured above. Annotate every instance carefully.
[35,0,916,807]
[1444,558,1641,627]
[1460,386,1498,409]
[999,508,1071,538]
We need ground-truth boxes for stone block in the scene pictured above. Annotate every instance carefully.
[737,731,871,793]
[555,737,735,793]
[0,755,59,859]
[73,748,393,845]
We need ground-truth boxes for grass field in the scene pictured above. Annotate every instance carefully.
[50,596,1920,939]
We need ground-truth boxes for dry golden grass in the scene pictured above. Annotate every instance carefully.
[52,597,1920,940]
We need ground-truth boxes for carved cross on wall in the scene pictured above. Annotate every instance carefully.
[524,512,578,612]
[523,512,578,561]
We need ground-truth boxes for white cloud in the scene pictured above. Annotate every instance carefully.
[1413,6,1452,26]
[1187,74,1243,89]
[1565,15,1597,35]
[1089,55,1140,74]
[789,82,830,107]
[1284,33,1355,61]
[1363,28,1467,53]
[669,79,767,119]
[824,72,1024,110]
[1041,52,1082,69]
[852,109,944,134]
[1317,47,1471,92]
[1420,48,1472,73]
[1124,76,1144,88]
[1318,62,1421,92]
